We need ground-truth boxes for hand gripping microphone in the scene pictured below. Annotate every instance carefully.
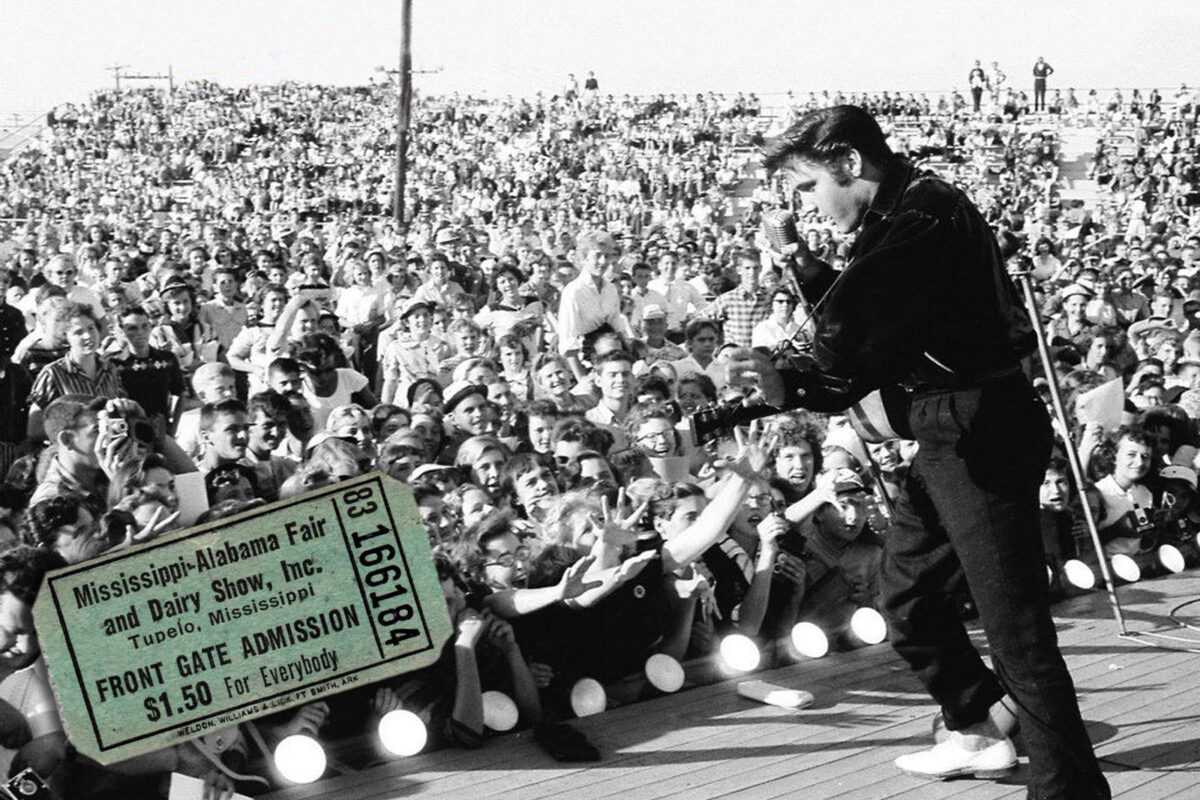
[761,208,800,253]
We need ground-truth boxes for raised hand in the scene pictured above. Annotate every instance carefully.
[598,489,650,547]
[757,513,789,546]
[729,419,778,477]
[485,615,519,654]
[101,505,183,557]
[96,425,139,481]
[133,505,181,543]
[810,469,840,506]
[456,610,487,650]
[557,554,602,601]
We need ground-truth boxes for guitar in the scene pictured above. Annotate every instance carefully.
[688,381,911,447]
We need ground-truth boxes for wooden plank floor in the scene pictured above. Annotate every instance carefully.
[265,571,1200,800]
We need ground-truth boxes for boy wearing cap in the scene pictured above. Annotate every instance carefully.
[439,381,494,460]
[635,305,686,366]
[1046,284,1098,351]
[806,468,885,611]
[1104,268,1152,326]
[1155,463,1200,547]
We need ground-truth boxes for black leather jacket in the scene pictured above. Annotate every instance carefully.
[784,158,1032,412]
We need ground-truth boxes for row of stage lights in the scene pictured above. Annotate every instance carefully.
[1060,533,1200,589]
[271,607,891,785]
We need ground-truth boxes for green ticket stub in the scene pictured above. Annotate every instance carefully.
[32,472,451,764]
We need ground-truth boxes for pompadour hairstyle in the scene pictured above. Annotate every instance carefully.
[762,105,894,175]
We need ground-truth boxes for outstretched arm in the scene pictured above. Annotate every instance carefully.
[661,424,775,573]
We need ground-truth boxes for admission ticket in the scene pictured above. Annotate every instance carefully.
[32,472,451,764]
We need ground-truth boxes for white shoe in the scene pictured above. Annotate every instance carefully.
[895,733,1017,780]
[932,697,1020,744]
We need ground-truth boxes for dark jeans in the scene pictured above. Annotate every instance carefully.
[880,376,1110,800]
[971,87,984,112]
[1035,82,1048,111]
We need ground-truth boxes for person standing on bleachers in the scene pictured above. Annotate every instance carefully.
[968,61,987,114]
[987,62,1007,112]
[1033,58,1055,112]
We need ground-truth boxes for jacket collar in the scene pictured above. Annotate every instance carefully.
[863,158,915,227]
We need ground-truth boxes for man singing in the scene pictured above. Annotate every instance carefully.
[732,106,1109,799]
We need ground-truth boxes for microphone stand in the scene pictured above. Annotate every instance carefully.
[1014,270,1127,634]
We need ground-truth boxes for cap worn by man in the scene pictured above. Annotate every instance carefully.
[443,381,487,413]
[399,298,434,320]
[435,228,461,247]
[642,304,666,321]
[1060,283,1095,301]
[406,376,443,406]
[832,468,868,495]
[1160,465,1198,490]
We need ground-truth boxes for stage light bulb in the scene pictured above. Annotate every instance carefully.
[791,622,829,659]
[274,734,326,784]
[719,634,761,672]
[569,678,607,717]
[850,608,887,645]
[1158,544,1186,574]
[1110,553,1140,583]
[1062,559,1095,590]
[645,653,685,693]
[378,709,428,756]
[481,690,519,732]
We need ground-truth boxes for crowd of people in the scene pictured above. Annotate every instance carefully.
[0,73,1196,796]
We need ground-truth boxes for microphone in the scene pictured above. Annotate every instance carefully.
[762,208,810,299]
[761,208,800,253]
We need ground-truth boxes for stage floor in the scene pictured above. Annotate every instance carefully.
[265,571,1200,800]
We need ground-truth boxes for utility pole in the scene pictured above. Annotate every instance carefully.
[393,0,413,232]
[105,64,130,91]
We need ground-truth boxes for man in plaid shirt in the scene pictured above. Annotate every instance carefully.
[700,250,772,347]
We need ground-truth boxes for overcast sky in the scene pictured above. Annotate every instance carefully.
[1,1,1197,113]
